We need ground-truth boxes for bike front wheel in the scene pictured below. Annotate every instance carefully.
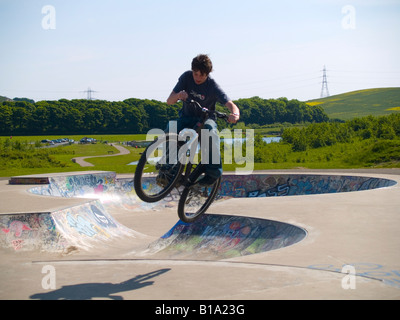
[134,133,184,203]
[178,177,221,223]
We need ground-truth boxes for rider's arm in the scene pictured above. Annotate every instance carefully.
[167,90,188,105]
[225,100,240,123]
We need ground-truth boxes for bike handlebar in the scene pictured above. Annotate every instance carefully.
[186,100,228,120]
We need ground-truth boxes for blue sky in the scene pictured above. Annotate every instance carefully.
[1,0,399,102]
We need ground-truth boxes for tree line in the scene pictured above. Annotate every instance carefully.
[233,96,328,125]
[0,97,329,135]
[281,113,400,151]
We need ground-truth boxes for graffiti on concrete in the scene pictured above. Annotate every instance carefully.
[219,174,396,198]
[51,200,134,249]
[0,200,135,252]
[0,213,66,251]
[2,220,31,237]
[30,172,116,198]
[148,214,306,259]
[30,174,184,213]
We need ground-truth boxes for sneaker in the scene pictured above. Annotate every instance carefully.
[196,175,218,187]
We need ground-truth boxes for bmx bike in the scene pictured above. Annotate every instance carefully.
[134,100,228,223]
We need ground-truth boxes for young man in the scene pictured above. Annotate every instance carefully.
[166,54,240,186]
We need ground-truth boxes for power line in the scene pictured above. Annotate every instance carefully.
[328,69,400,74]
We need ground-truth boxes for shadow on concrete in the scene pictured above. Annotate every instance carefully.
[30,268,170,300]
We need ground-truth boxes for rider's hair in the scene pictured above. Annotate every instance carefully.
[191,54,213,76]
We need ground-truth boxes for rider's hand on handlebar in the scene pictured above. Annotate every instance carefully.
[177,90,188,101]
[228,113,240,124]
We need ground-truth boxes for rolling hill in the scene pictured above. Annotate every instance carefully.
[307,87,400,121]
[0,95,12,103]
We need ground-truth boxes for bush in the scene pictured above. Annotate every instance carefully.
[0,138,69,169]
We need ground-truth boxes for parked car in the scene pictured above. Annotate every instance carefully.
[80,137,97,144]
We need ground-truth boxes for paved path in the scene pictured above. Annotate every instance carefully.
[72,144,130,167]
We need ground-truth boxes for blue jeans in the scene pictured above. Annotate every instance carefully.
[166,116,222,180]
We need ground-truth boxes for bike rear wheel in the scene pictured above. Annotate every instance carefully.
[178,176,221,223]
[134,133,184,202]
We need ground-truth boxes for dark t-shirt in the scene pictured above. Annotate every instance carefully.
[173,70,230,119]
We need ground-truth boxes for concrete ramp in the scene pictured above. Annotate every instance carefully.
[0,199,138,252]
[27,171,177,212]
[147,214,306,259]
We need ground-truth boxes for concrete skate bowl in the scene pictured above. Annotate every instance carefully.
[1,171,396,258]
[138,172,396,259]
[146,214,306,260]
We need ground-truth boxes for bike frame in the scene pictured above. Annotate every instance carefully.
[177,100,226,187]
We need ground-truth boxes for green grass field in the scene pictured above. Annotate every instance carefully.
[0,134,147,177]
[1,134,399,178]
[307,87,400,120]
